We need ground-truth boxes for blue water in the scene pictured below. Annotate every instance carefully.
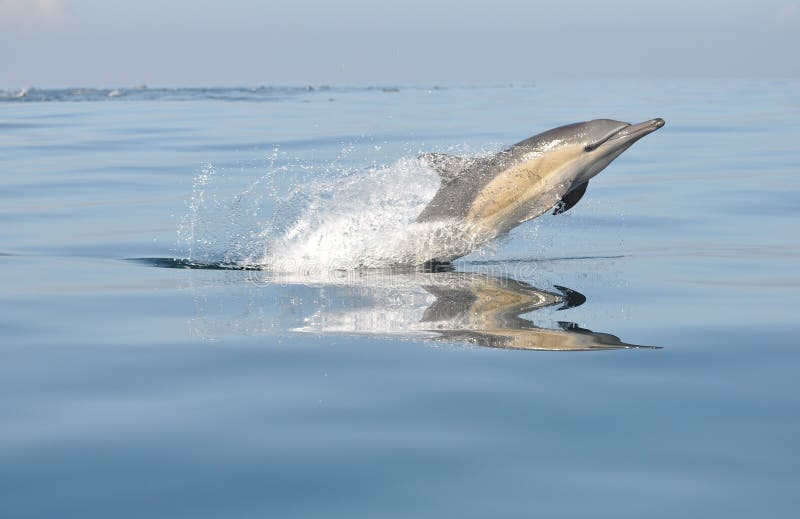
[2,81,799,517]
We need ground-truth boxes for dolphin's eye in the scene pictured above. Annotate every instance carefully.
[584,144,595,152]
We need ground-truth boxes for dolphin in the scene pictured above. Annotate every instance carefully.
[416,118,665,262]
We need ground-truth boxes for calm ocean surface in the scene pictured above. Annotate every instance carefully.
[1,81,799,517]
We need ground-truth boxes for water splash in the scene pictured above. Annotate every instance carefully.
[176,148,497,271]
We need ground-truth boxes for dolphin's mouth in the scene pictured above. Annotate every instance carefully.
[585,118,665,152]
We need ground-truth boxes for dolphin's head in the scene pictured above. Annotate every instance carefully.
[581,118,665,153]
[519,118,665,185]
[569,118,665,182]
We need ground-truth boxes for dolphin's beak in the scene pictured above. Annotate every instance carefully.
[612,118,665,144]
[585,118,664,152]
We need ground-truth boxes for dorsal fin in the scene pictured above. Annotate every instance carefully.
[420,153,475,183]
[552,182,589,215]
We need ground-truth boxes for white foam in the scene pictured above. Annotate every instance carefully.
[177,152,497,271]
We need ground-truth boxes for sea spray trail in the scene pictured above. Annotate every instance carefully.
[177,148,510,271]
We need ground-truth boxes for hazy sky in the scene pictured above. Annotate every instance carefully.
[1,0,798,87]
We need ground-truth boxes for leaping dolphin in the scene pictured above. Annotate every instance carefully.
[417,118,665,262]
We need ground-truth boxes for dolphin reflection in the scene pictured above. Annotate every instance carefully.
[404,272,653,351]
[132,258,656,351]
[268,270,654,351]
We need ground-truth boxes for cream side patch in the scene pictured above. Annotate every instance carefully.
[466,145,582,228]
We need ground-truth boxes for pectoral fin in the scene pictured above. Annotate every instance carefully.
[420,153,476,183]
[552,182,588,215]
